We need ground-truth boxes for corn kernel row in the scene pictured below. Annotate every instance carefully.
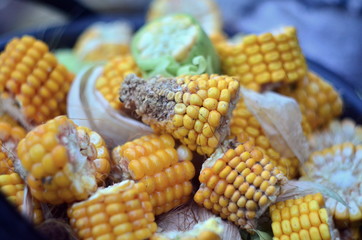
[216,27,307,92]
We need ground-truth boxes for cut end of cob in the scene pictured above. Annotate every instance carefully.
[68,180,157,240]
[112,134,195,216]
[216,26,307,92]
[302,143,362,228]
[95,55,141,111]
[16,116,108,204]
[270,193,340,240]
[120,74,240,156]
[0,35,73,127]
[194,139,287,230]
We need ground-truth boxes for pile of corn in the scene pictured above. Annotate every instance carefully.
[0,0,360,239]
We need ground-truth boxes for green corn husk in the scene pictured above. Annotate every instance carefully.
[131,14,220,77]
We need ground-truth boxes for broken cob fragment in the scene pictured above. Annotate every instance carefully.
[132,14,220,77]
[278,71,343,130]
[301,143,362,228]
[74,21,132,62]
[0,35,73,129]
[229,99,301,179]
[151,217,223,240]
[308,119,362,152]
[147,0,223,41]
[215,27,307,92]
[194,139,287,230]
[68,180,157,240]
[16,116,111,204]
[95,55,141,110]
[120,74,240,156]
[270,193,339,240]
[112,134,195,215]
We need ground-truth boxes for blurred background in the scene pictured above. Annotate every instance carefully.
[0,0,361,92]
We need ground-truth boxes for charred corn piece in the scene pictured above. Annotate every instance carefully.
[194,140,286,230]
[68,180,157,240]
[308,119,362,152]
[112,134,195,215]
[0,172,43,224]
[270,193,339,240]
[95,55,141,110]
[216,27,307,92]
[0,35,73,127]
[230,100,301,179]
[302,143,362,228]
[147,0,223,39]
[132,14,220,77]
[278,71,343,130]
[17,116,111,204]
[120,74,240,156]
[74,21,132,62]
[151,217,223,240]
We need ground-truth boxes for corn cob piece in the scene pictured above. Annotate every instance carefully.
[0,113,19,126]
[229,99,302,179]
[308,119,362,152]
[151,217,223,240]
[278,71,343,130]
[132,14,220,77]
[301,143,362,228]
[112,134,195,216]
[0,141,15,174]
[216,27,307,92]
[194,139,287,230]
[120,74,240,156]
[270,193,339,240]
[0,172,43,224]
[74,21,132,62]
[68,180,157,240]
[95,55,141,111]
[147,0,223,40]
[16,116,111,204]
[0,35,73,128]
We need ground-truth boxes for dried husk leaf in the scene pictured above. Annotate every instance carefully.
[67,66,153,148]
[241,88,310,164]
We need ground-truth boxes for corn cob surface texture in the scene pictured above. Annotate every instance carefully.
[194,140,286,230]
[301,143,362,228]
[230,99,304,179]
[0,36,73,126]
[17,116,111,204]
[112,134,195,215]
[278,71,342,131]
[120,74,240,156]
[270,193,337,240]
[95,55,140,111]
[68,180,157,240]
[216,27,307,92]
[151,217,223,240]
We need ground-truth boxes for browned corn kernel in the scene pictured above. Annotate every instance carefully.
[194,139,286,230]
[270,194,337,240]
[278,71,342,130]
[112,134,195,215]
[95,55,141,110]
[301,143,362,228]
[308,119,362,152]
[120,74,240,156]
[229,99,300,179]
[216,27,307,92]
[0,172,43,224]
[17,116,110,204]
[68,180,157,240]
[0,36,73,126]
[151,217,223,240]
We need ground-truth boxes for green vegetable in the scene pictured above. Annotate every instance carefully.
[131,14,220,77]
[54,49,93,74]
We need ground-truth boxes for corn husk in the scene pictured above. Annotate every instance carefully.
[66,66,153,148]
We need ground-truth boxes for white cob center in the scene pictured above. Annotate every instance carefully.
[137,15,198,62]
